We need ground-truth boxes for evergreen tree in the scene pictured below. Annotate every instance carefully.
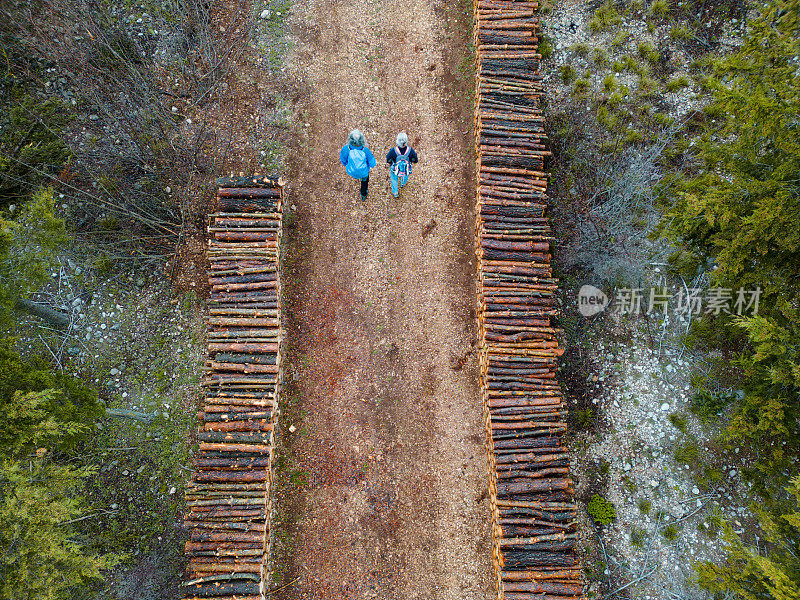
[0,186,68,322]
[0,348,113,597]
[696,477,800,599]
[0,425,120,600]
[661,0,800,462]
[0,342,103,456]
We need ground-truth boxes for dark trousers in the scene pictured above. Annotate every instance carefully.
[360,176,369,196]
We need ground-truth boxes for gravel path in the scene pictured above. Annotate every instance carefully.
[273,0,495,598]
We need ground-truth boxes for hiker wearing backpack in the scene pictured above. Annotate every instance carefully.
[339,129,377,201]
[385,132,418,199]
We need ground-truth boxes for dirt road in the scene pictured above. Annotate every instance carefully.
[273,0,494,598]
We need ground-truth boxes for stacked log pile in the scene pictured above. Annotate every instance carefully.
[473,2,585,599]
[183,176,283,600]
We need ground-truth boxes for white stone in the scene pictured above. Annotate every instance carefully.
[110,368,120,375]
[660,402,670,411]
[169,487,176,494]
[288,424,296,433]
[692,486,699,495]
[260,9,271,18]
[623,462,632,472]
[650,480,659,488]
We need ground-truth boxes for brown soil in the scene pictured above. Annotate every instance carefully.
[272,0,494,598]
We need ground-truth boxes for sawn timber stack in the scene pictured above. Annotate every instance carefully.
[183,176,283,600]
[474,1,585,598]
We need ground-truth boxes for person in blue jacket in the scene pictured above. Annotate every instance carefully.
[339,129,377,201]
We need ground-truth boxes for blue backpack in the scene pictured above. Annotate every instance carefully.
[392,147,412,177]
[346,146,370,179]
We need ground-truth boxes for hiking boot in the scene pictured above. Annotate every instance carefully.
[360,194,368,202]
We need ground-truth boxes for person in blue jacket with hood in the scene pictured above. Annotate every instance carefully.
[339,129,376,201]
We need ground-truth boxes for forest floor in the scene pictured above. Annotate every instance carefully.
[267,0,496,598]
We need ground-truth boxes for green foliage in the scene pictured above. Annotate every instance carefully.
[621,55,645,76]
[661,524,679,541]
[690,388,735,424]
[574,407,595,428]
[0,342,103,458]
[290,469,308,486]
[630,526,646,547]
[0,97,72,206]
[698,464,724,489]
[539,35,553,59]
[0,187,68,320]
[588,494,616,525]
[670,24,691,40]
[611,30,630,48]
[571,43,591,57]
[659,0,800,474]
[0,458,121,600]
[638,498,652,514]
[572,78,590,97]
[698,512,723,537]
[668,412,689,433]
[560,65,577,84]
[592,48,610,68]
[590,1,622,32]
[637,42,659,64]
[603,74,617,93]
[674,439,700,464]
[696,477,800,598]
[648,0,670,18]
[0,342,112,598]
[665,75,690,91]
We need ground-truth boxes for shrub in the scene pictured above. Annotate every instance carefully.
[670,25,691,40]
[638,499,652,514]
[0,97,73,207]
[572,78,590,97]
[571,43,591,57]
[638,42,659,64]
[539,35,554,59]
[592,47,610,68]
[648,0,670,18]
[665,75,690,91]
[631,527,646,547]
[561,65,577,84]
[668,412,688,433]
[611,31,630,48]
[588,494,616,525]
[590,1,623,32]
[661,524,679,540]
[689,388,734,424]
[674,440,700,463]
